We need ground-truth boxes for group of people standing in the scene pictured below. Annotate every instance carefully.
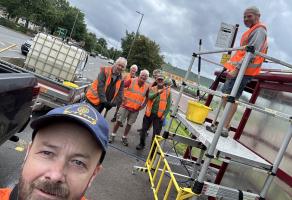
[85,57,172,150]
[0,5,270,200]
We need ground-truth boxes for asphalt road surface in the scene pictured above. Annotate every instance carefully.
[0,26,196,200]
[0,25,30,58]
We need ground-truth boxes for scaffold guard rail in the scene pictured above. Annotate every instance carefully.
[166,45,292,199]
[185,82,292,122]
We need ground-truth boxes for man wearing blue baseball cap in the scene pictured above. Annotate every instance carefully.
[0,103,109,200]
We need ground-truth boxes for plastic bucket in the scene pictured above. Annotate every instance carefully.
[186,101,212,124]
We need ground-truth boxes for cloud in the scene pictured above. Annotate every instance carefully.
[69,0,292,77]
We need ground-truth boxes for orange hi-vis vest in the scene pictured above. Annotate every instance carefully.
[0,188,87,200]
[145,86,170,118]
[86,67,122,105]
[0,188,11,200]
[123,72,135,82]
[123,78,148,110]
[224,23,268,76]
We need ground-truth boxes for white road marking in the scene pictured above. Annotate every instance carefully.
[8,49,20,52]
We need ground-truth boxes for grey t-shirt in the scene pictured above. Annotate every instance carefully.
[97,69,124,105]
[248,27,267,52]
[237,26,267,69]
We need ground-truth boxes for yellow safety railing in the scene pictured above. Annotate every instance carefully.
[145,135,195,200]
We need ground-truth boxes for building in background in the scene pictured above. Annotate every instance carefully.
[161,63,213,87]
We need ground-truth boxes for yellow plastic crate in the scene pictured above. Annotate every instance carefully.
[186,101,212,124]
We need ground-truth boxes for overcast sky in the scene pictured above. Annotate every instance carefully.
[68,0,292,78]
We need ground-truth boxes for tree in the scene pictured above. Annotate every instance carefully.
[60,7,86,41]
[121,31,164,73]
[108,47,122,60]
[84,32,97,52]
[6,0,44,28]
[95,37,108,56]
[0,0,89,46]
[52,6,86,41]
[0,0,22,19]
[97,38,107,49]
[29,0,61,30]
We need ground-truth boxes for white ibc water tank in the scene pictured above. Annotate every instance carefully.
[25,33,86,82]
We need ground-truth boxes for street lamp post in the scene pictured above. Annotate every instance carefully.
[69,10,79,40]
[127,11,144,61]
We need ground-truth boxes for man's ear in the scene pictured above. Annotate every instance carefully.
[88,165,102,188]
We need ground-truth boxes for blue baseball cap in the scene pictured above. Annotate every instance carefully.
[31,103,109,154]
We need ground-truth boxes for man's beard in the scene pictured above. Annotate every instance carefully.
[18,174,70,200]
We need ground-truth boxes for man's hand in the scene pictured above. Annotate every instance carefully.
[157,89,164,94]
[157,86,169,94]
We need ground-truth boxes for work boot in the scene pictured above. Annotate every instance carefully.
[111,117,116,122]
[221,128,229,138]
[206,124,217,133]
[136,143,145,150]
[136,135,146,150]
[108,133,116,143]
[121,137,128,146]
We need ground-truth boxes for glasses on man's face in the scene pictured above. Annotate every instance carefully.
[157,78,164,82]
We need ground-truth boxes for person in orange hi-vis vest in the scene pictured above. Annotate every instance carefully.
[111,64,138,123]
[109,69,150,146]
[217,6,268,137]
[136,73,172,150]
[86,57,127,114]
[136,68,162,133]
[0,103,109,200]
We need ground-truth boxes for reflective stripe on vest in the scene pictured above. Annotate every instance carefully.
[145,86,170,118]
[123,78,148,110]
[86,67,121,105]
[224,23,268,76]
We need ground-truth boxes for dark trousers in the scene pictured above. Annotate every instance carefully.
[96,103,107,113]
[113,105,120,118]
[139,113,163,146]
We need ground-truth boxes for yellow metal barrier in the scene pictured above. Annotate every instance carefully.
[144,135,195,200]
